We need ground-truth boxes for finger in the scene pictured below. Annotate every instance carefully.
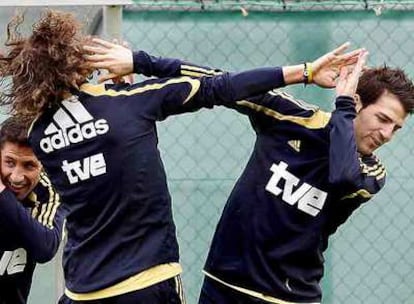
[323,72,338,88]
[342,64,356,75]
[351,51,369,79]
[334,50,363,70]
[345,63,368,76]
[112,76,124,84]
[338,48,364,62]
[83,54,110,62]
[91,37,118,49]
[361,65,371,72]
[324,80,336,88]
[331,41,351,55]
[346,51,368,90]
[98,73,119,84]
[122,74,134,84]
[335,67,349,94]
[339,66,348,81]
[342,55,359,66]
[83,45,109,55]
[110,38,130,49]
[87,61,112,69]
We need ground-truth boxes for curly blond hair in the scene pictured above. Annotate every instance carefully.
[0,10,93,118]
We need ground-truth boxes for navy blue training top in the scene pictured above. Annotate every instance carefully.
[28,67,286,293]
[0,172,64,304]
[132,51,386,303]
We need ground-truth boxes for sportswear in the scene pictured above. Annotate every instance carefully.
[0,172,64,304]
[28,64,287,298]
[132,52,386,303]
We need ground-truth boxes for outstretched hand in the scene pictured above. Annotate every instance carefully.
[336,49,369,97]
[311,42,363,88]
[84,38,134,83]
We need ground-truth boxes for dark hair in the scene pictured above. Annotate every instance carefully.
[0,115,32,148]
[357,66,414,114]
[0,10,93,118]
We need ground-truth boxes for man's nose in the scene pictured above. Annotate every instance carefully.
[379,125,394,143]
[10,169,25,184]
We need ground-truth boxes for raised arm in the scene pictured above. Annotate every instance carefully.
[327,50,384,199]
[82,40,364,123]
[85,38,362,89]
[84,38,221,81]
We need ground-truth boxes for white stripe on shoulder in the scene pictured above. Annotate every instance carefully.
[269,90,319,111]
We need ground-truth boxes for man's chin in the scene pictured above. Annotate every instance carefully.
[14,191,28,201]
[358,145,375,156]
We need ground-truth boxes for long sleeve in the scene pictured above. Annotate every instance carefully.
[195,67,285,107]
[102,66,286,121]
[0,176,65,263]
[322,96,386,238]
[328,96,360,186]
[130,51,327,127]
[328,96,385,197]
[133,50,222,78]
[159,67,286,119]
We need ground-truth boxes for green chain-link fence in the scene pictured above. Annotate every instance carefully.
[1,2,413,303]
[122,3,414,304]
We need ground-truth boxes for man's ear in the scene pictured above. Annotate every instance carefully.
[354,94,363,112]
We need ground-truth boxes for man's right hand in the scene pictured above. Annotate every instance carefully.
[84,38,134,83]
[335,49,369,98]
[311,42,363,88]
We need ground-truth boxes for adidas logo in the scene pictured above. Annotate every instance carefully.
[40,97,109,153]
[287,140,301,152]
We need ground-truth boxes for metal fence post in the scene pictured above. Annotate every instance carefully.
[103,5,123,39]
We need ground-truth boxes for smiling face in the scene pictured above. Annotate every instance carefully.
[353,91,407,155]
[1,142,42,200]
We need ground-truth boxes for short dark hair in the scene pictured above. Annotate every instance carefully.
[0,115,32,148]
[357,66,414,114]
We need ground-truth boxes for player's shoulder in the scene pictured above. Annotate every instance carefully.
[242,89,331,129]
[28,171,59,206]
[360,153,387,182]
[265,89,320,113]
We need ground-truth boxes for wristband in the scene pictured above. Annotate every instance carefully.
[303,62,313,85]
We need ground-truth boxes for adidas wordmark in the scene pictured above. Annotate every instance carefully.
[39,98,109,153]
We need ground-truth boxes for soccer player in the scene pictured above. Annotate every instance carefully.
[0,11,362,304]
[85,39,414,304]
[0,116,65,304]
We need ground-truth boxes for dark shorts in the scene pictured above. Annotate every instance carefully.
[59,276,186,304]
[198,276,268,304]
